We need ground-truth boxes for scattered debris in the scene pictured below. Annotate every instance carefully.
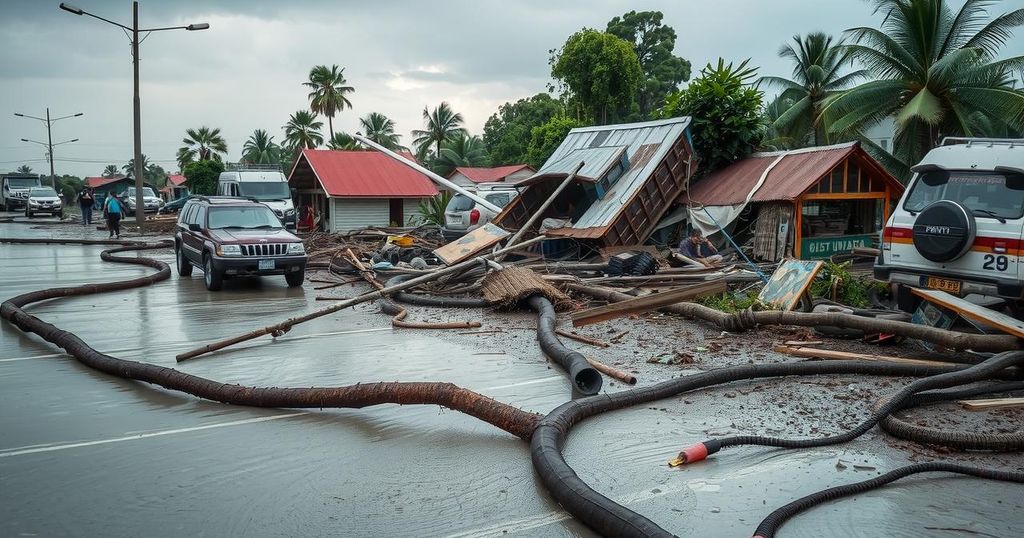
[571,280,727,327]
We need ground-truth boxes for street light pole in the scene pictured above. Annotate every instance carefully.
[14,110,83,189]
[46,108,55,189]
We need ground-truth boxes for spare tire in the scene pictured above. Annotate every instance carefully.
[912,200,976,262]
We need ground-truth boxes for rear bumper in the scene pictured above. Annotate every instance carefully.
[212,255,307,277]
[874,264,1024,299]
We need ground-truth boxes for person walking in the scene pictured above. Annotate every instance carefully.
[78,186,95,225]
[103,193,125,238]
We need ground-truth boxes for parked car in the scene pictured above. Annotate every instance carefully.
[174,196,307,291]
[875,137,1024,311]
[25,186,63,218]
[122,186,164,213]
[159,195,192,215]
[217,164,296,229]
[441,183,520,239]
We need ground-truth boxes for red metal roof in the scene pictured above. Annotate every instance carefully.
[449,164,534,183]
[688,143,900,205]
[166,174,187,187]
[295,149,438,197]
[85,176,128,188]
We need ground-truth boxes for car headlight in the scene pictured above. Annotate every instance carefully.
[287,243,305,255]
[217,244,242,257]
[29,200,39,206]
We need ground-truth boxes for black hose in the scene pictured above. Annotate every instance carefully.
[532,360,972,538]
[527,295,602,396]
[384,274,493,308]
[682,351,1024,462]
[752,462,1024,538]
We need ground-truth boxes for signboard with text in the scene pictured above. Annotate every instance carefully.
[800,234,874,260]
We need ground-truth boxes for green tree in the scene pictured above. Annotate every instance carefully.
[182,160,225,195]
[824,0,1024,176]
[242,129,281,165]
[657,59,765,174]
[16,165,32,174]
[432,133,489,176]
[304,64,354,138]
[525,116,583,169]
[101,164,120,178]
[606,10,692,117]
[179,126,228,163]
[359,112,403,150]
[760,33,866,147]
[283,110,324,150]
[175,147,193,172]
[550,29,643,124]
[327,132,361,150]
[483,93,563,165]
[411,102,467,158]
[122,154,149,177]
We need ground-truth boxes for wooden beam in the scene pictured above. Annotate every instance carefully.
[773,345,946,366]
[911,288,1024,340]
[571,280,727,327]
[958,397,1024,411]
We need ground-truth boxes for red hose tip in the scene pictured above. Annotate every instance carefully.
[668,443,709,467]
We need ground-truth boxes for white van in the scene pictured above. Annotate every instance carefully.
[875,137,1024,311]
[217,164,296,228]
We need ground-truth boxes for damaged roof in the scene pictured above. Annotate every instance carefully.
[689,142,900,206]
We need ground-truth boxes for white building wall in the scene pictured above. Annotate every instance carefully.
[863,117,896,154]
[404,198,424,226]
[330,198,389,232]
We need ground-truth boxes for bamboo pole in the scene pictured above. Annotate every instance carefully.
[586,358,637,385]
[175,235,546,362]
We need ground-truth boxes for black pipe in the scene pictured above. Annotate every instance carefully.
[752,462,1024,538]
[527,295,602,396]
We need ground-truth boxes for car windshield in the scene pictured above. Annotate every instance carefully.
[8,178,39,189]
[903,170,1024,220]
[29,187,58,197]
[238,182,290,201]
[128,187,157,197]
[207,206,282,229]
[447,194,475,212]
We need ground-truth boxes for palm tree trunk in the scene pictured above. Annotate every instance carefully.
[328,116,335,139]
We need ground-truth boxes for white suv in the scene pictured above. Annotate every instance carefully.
[442,183,519,239]
[875,137,1024,311]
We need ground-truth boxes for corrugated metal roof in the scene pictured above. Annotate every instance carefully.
[532,146,628,183]
[295,149,439,198]
[535,117,691,230]
[166,174,187,187]
[85,176,128,188]
[689,143,860,205]
[449,164,534,183]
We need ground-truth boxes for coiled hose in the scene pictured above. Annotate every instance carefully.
[527,295,602,395]
[752,462,1024,538]
[675,350,1024,464]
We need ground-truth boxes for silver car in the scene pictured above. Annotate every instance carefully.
[442,187,518,239]
[25,187,62,218]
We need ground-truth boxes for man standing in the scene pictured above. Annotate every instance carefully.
[679,229,723,267]
[78,186,95,225]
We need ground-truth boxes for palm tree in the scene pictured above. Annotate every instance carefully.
[327,132,361,150]
[175,147,194,172]
[123,154,150,177]
[16,165,32,174]
[242,129,281,164]
[303,65,354,138]
[760,33,866,147]
[359,112,404,150]
[412,102,467,159]
[824,0,1024,175]
[179,126,228,163]
[432,133,489,176]
[101,164,120,178]
[283,110,324,150]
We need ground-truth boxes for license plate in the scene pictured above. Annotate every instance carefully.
[449,215,462,225]
[258,259,275,270]
[926,277,961,294]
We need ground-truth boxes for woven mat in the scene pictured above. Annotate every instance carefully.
[481,266,572,310]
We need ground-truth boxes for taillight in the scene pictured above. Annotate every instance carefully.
[470,208,480,225]
[882,227,912,250]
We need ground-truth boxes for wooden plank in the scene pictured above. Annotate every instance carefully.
[773,345,944,366]
[758,259,824,311]
[571,280,727,327]
[958,397,1024,411]
[432,223,510,265]
[600,244,662,260]
[555,329,611,348]
[911,288,1024,340]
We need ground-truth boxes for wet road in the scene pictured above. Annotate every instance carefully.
[2,222,1022,537]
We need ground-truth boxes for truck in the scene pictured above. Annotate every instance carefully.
[216,163,296,229]
[1,173,43,211]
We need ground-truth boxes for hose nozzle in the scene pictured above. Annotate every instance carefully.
[668,442,709,467]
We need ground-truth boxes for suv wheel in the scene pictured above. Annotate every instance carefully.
[176,244,193,277]
[203,253,223,291]
[285,270,305,288]
[912,200,976,262]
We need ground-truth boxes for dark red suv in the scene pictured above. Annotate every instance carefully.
[174,196,307,291]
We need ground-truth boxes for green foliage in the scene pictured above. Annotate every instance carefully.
[412,102,467,158]
[483,93,563,165]
[809,260,885,308]
[526,116,583,169]
[180,126,228,163]
[101,164,120,178]
[182,160,225,196]
[283,110,324,150]
[122,154,167,186]
[697,291,760,313]
[432,133,488,176]
[657,59,765,174]
[327,132,361,150]
[16,165,32,174]
[606,10,692,117]
[359,112,403,150]
[550,29,643,124]
[304,64,354,137]
[823,0,1024,177]
[415,191,453,226]
[242,129,281,165]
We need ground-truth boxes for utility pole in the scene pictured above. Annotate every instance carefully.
[14,109,82,189]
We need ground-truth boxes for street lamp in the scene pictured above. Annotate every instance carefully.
[59,1,209,232]
[14,110,83,189]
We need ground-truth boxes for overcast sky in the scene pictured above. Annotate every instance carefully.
[1,0,1022,178]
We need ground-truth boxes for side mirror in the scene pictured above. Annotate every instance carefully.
[188,223,202,232]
